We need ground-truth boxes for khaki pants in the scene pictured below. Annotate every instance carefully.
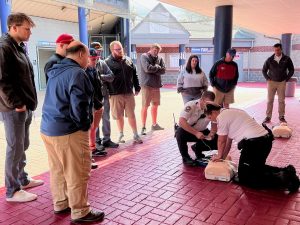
[41,131,91,220]
[266,80,286,118]
[213,87,235,105]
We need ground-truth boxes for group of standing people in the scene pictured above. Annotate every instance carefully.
[40,40,167,222]
[0,11,167,223]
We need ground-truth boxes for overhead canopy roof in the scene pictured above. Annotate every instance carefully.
[12,0,119,34]
[159,0,300,35]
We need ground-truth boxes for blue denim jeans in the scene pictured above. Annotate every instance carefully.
[1,110,32,197]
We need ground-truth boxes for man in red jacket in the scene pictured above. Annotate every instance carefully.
[209,48,239,108]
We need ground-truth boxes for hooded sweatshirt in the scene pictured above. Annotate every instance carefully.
[41,58,94,136]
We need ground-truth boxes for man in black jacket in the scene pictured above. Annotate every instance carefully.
[262,43,294,123]
[105,41,143,144]
[209,48,239,109]
[44,33,74,83]
[0,13,43,202]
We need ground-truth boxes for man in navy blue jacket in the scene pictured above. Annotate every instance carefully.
[40,41,104,223]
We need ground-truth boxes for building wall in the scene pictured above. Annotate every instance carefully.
[27,16,79,90]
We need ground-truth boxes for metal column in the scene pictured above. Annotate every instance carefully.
[131,44,137,64]
[78,7,88,45]
[281,33,292,56]
[213,5,233,62]
[0,0,11,34]
[121,18,130,56]
[179,44,185,71]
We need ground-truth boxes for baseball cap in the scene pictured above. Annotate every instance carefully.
[227,48,236,57]
[56,34,74,44]
[89,48,98,57]
[90,42,103,50]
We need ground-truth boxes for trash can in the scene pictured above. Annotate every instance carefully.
[285,77,298,97]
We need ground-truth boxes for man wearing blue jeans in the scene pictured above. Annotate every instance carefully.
[0,13,43,202]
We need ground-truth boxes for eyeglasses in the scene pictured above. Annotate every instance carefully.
[113,48,122,51]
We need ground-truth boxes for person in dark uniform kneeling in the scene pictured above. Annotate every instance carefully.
[204,102,300,193]
[176,91,218,166]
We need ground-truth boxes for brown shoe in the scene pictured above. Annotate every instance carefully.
[71,210,105,223]
[263,117,271,123]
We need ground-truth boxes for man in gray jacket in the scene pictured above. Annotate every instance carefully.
[140,43,166,135]
[95,57,119,148]
[262,43,294,123]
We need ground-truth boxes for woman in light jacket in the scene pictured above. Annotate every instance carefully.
[177,55,208,104]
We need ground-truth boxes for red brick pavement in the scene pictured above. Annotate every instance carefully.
[0,97,300,224]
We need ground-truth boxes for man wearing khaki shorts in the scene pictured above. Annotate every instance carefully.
[140,44,166,135]
[209,48,239,108]
[105,41,143,144]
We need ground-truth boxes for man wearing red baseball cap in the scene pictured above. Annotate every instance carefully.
[44,33,74,82]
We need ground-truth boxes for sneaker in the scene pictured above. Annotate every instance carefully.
[91,159,98,169]
[151,124,164,131]
[71,210,105,223]
[92,149,107,157]
[21,179,44,189]
[102,140,119,148]
[287,174,300,193]
[263,117,271,123]
[96,140,103,149]
[54,207,71,214]
[6,190,37,202]
[133,135,143,144]
[285,165,297,176]
[141,127,147,135]
[191,144,205,159]
[96,144,105,151]
[182,157,196,166]
[118,134,125,143]
[279,116,287,123]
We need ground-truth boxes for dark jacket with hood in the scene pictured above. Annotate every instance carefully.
[105,55,141,95]
[41,58,94,136]
[262,53,294,82]
[209,57,239,93]
[0,33,37,112]
[44,53,64,83]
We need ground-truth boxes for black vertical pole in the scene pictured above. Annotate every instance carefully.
[213,5,233,63]
[281,33,292,56]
